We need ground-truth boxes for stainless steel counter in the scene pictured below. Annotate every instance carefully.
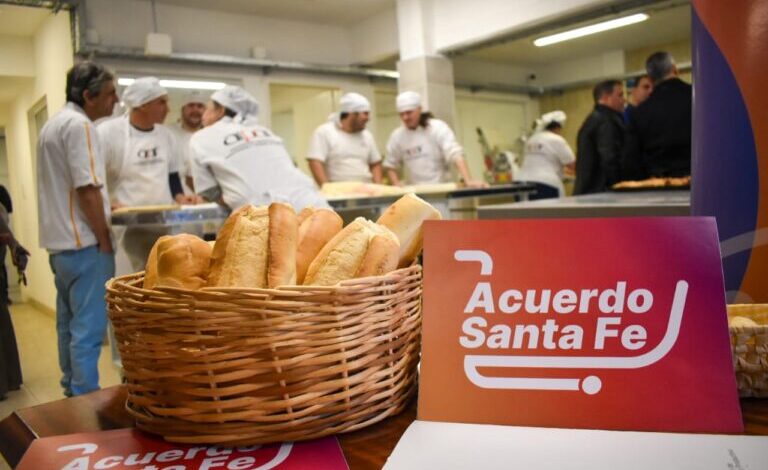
[109,183,538,233]
[111,203,229,237]
[328,182,536,223]
[478,190,690,219]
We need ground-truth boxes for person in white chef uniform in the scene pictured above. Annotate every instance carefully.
[306,92,383,185]
[99,77,198,275]
[191,85,328,211]
[516,110,576,199]
[169,90,206,193]
[384,91,485,187]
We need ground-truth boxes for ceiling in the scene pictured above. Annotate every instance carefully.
[462,3,690,66]
[155,0,394,26]
[0,4,51,37]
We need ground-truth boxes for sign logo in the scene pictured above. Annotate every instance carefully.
[16,429,349,470]
[418,218,743,433]
[455,249,687,395]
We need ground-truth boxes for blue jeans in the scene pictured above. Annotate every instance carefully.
[49,245,115,396]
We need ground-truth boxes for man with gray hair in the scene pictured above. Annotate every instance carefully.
[37,61,118,396]
[623,51,692,179]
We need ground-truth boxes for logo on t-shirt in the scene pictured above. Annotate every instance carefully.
[223,128,274,146]
[137,147,159,159]
[404,145,425,160]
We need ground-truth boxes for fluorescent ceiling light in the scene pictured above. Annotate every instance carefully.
[534,13,649,47]
[117,78,227,90]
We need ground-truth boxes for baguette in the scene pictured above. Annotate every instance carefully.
[377,193,441,267]
[153,234,212,290]
[207,203,298,288]
[143,235,172,289]
[296,208,344,284]
[304,217,399,286]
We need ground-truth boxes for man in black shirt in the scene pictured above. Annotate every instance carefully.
[624,52,692,178]
[574,80,626,195]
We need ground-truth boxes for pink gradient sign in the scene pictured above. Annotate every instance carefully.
[418,217,743,433]
[17,428,349,470]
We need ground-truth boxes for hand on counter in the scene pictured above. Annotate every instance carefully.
[463,179,490,189]
[111,201,125,212]
[175,194,204,205]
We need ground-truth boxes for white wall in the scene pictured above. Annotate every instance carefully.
[431,0,616,53]
[86,0,355,65]
[0,35,35,77]
[0,11,73,311]
[350,8,399,65]
[535,50,625,88]
[452,57,537,88]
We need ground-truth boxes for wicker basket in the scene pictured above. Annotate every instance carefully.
[727,304,768,398]
[106,265,422,445]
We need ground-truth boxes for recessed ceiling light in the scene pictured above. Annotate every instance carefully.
[534,13,650,47]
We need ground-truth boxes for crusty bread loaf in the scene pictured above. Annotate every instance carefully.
[729,316,759,328]
[296,208,344,284]
[153,234,212,290]
[268,202,298,288]
[303,217,399,286]
[144,235,172,289]
[377,193,441,267]
[207,203,298,288]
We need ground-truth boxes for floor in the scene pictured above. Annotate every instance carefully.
[0,303,122,469]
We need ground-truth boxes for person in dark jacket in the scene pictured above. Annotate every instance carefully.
[574,79,626,195]
[623,51,692,178]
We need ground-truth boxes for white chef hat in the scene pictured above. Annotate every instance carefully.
[181,90,207,107]
[339,92,371,113]
[396,91,422,112]
[122,77,167,108]
[211,85,259,118]
[535,110,567,132]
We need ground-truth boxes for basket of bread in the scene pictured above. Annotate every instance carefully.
[727,304,768,397]
[106,193,440,445]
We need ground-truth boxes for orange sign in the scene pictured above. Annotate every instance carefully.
[418,218,743,433]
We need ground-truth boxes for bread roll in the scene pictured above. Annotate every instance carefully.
[154,234,212,290]
[296,208,344,284]
[729,316,759,328]
[304,217,399,286]
[207,203,297,288]
[144,235,172,289]
[268,202,298,287]
[377,193,441,267]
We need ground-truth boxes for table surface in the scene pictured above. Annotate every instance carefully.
[479,189,690,219]
[1,386,767,469]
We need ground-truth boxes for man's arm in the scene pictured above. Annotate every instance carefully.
[454,157,488,188]
[386,168,402,186]
[370,162,383,184]
[76,185,113,253]
[308,159,328,186]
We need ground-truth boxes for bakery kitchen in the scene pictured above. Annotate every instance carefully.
[459,280,683,351]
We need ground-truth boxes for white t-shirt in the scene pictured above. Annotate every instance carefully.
[191,117,328,211]
[517,131,575,196]
[37,102,111,251]
[384,118,463,184]
[98,117,180,207]
[306,120,381,182]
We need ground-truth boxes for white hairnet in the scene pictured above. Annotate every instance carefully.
[396,91,422,112]
[211,85,259,119]
[535,110,567,132]
[122,77,167,108]
[181,90,207,107]
[339,93,370,113]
